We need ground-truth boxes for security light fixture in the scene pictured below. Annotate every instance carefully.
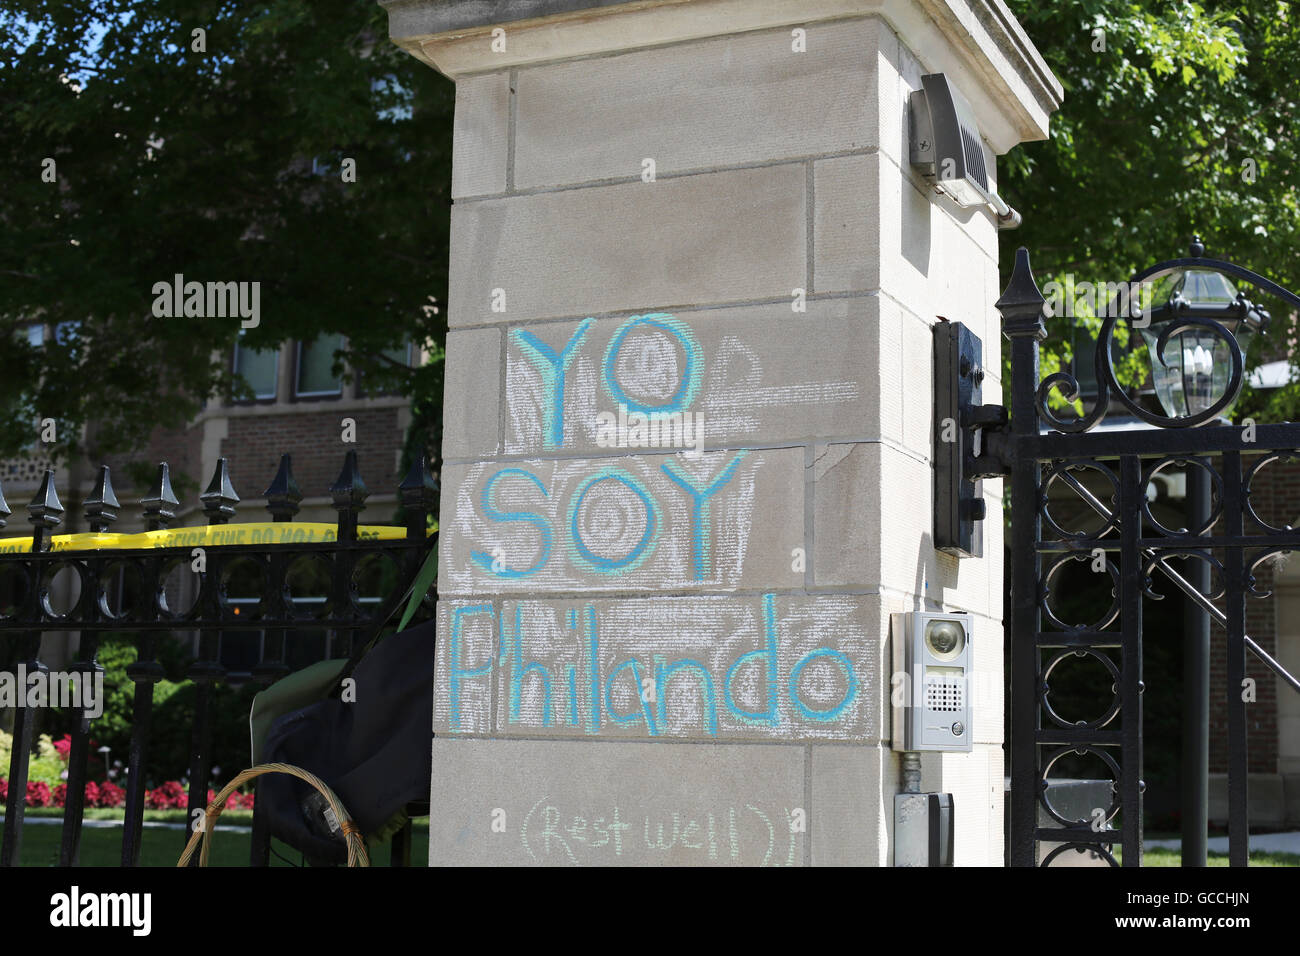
[910,73,1021,229]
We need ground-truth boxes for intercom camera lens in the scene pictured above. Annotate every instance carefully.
[925,620,965,659]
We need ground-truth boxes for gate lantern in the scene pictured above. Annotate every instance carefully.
[1137,250,1270,419]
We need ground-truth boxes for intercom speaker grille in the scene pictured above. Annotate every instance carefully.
[925,677,964,713]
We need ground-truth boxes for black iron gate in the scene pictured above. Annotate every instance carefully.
[0,451,437,867]
[984,243,1300,867]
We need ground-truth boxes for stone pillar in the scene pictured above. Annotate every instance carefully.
[381,0,1060,865]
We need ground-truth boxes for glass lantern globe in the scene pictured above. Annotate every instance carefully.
[1138,269,1263,419]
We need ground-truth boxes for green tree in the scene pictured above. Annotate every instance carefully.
[1003,0,1300,421]
[1001,1,1300,812]
[0,0,453,465]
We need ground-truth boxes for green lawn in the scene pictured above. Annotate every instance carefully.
[7,818,430,867]
[1129,847,1300,867]
[11,818,1294,867]
[21,806,253,824]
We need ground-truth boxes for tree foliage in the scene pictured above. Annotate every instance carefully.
[1003,0,1300,420]
[0,0,453,461]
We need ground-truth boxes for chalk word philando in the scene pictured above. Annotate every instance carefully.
[514,313,704,450]
[0,522,432,555]
[444,595,861,736]
[469,454,745,580]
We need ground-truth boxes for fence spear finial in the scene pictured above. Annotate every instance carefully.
[263,453,302,522]
[27,469,64,550]
[996,246,1048,340]
[200,458,240,525]
[329,450,368,540]
[84,464,120,532]
[141,462,179,531]
[398,453,438,538]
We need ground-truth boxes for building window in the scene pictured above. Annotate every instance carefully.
[233,337,279,401]
[295,334,346,398]
[359,341,413,397]
[382,342,412,366]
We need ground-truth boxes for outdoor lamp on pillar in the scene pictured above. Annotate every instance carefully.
[1138,239,1270,419]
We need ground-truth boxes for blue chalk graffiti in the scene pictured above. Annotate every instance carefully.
[655,655,719,736]
[602,313,703,414]
[788,648,858,722]
[604,658,658,736]
[471,467,552,578]
[513,318,595,449]
[454,593,861,738]
[508,604,554,726]
[447,604,495,731]
[660,451,746,579]
[566,467,659,573]
[723,592,781,726]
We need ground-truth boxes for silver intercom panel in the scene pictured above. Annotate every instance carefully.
[891,612,973,753]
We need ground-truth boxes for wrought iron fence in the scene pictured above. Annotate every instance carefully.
[0,450,438,867]
[989,244,1300,866]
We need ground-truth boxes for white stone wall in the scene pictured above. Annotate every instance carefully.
[431,15,1007,866]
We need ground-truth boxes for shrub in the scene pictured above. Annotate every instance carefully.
[89,634,258,785]
[0,778,7,804]
[26,781,52,807]
[50,782,119,809]
[26,735,68,788]
[145,779,186,809]
[96,781,125,808]
[0,731,67,787]
[145,681,259,785]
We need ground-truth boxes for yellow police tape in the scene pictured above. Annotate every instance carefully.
[0,522,434,555]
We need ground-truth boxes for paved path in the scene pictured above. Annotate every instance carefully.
[1145,832,1300,855]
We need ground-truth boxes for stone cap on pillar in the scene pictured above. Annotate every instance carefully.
[379,0,1062,152]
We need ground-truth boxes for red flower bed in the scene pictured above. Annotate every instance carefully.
[48,781,125,809]
[0,776,247,811]
[145,780,186,810]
